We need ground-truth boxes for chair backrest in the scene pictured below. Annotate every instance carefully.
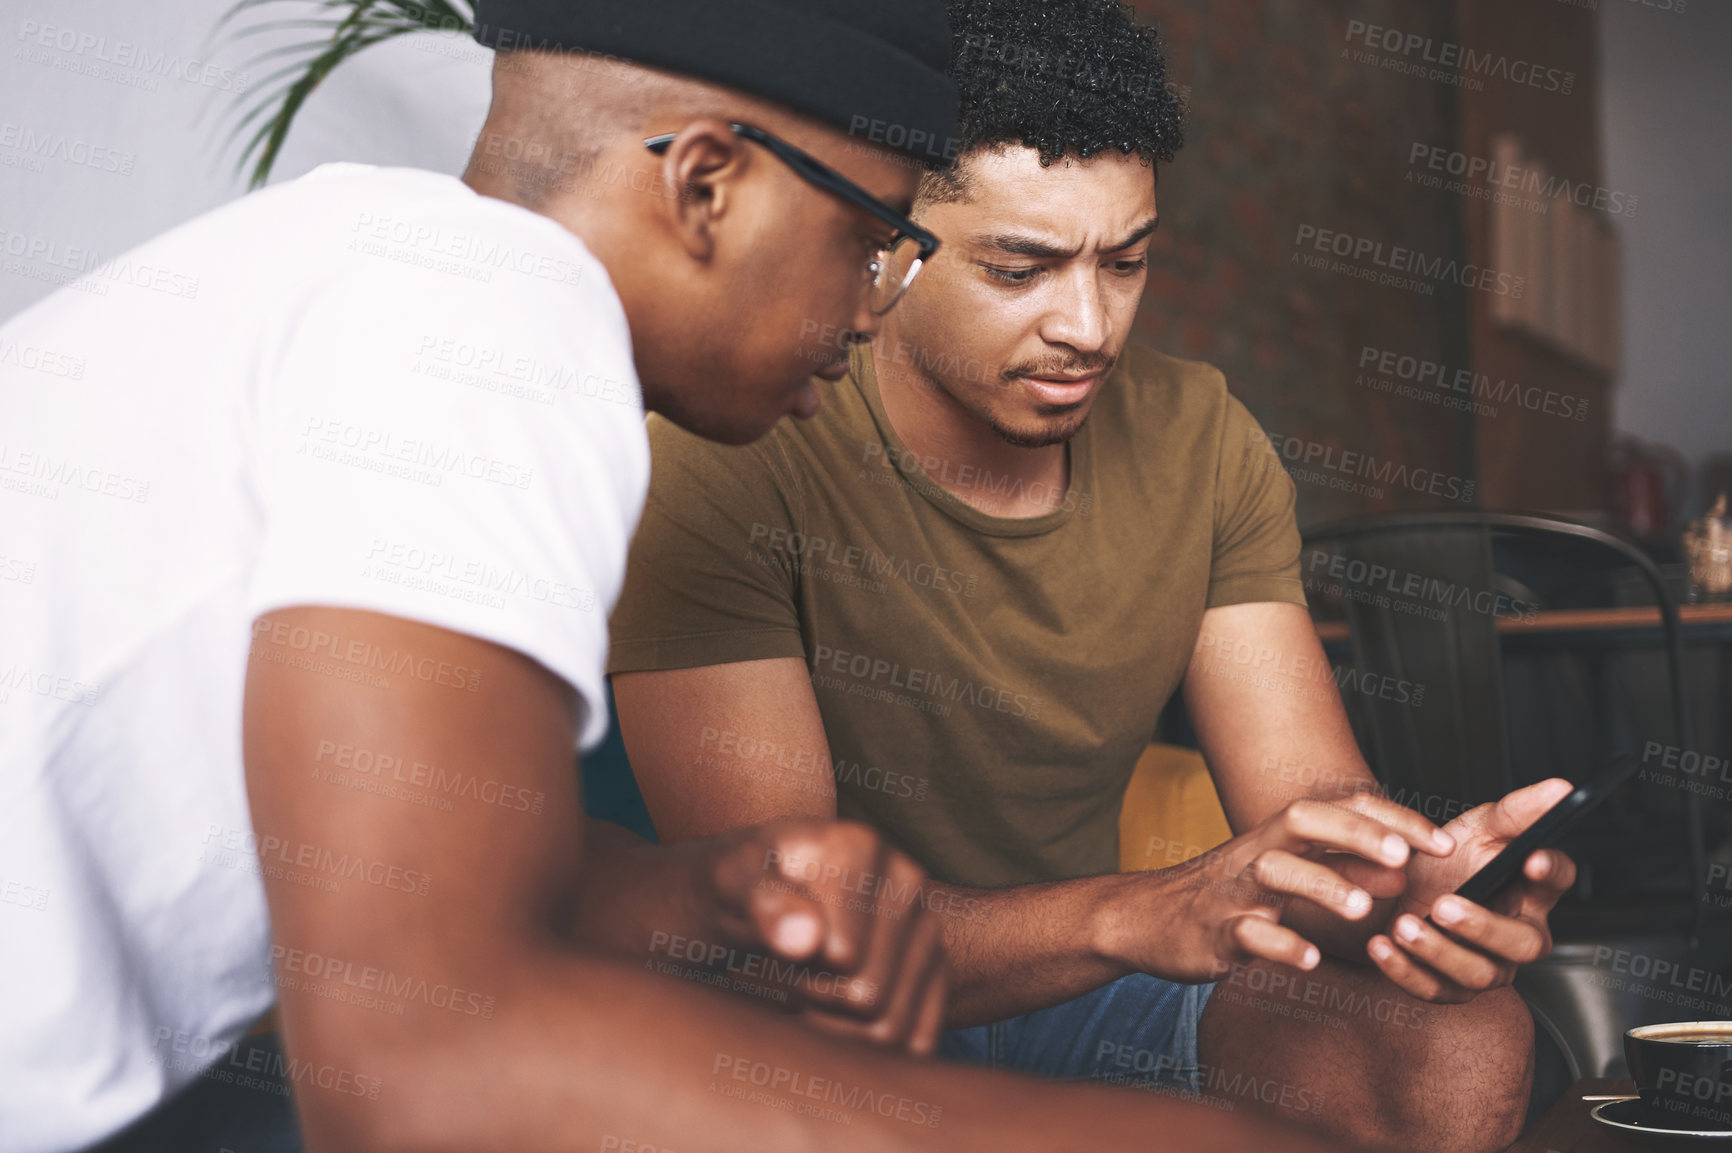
[1319,525,1514,810]
[1301,511,1704,935]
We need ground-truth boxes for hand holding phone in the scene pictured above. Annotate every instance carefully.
[1451,755,1636,906]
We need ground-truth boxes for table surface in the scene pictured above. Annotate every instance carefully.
[1506,1078,1639,1152]
[1315,602,1732,643]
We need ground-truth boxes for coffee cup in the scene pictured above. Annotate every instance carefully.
[1625,1021,1732,1131]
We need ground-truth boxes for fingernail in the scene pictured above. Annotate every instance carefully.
[1432,829,1456,853]
[1369,939,1392,962]
[1434,897,1465,924]
[1302,946,1320,969]
[1395,916,1422,942]
[773,911,821,954]
[1382,834,1407,863]
[1345,889,1372,914]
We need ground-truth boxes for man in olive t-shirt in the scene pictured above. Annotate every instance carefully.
[608,338,1304,891]
[607,3,1579,1150]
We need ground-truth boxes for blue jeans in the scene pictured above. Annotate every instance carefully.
[939,974,1216,1094]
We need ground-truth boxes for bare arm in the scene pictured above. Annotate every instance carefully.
[1183,601,1576,999]
[612,657,1448,1028]
[246,607,1354,1153]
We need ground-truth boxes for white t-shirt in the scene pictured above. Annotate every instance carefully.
[0,162,648,1152]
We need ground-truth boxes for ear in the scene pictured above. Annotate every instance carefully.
[651,117,754,263]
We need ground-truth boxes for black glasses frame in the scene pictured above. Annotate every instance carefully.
[644,121,940,284]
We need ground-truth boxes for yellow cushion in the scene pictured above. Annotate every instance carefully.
[1119,742,1233,872]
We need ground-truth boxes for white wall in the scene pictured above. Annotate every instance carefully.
[1,0,491,322]
[1598,0,1732,502]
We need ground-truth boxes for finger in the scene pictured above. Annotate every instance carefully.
[1478,778,1574,842]
[803,823,885,974]
[1366,934,1473,1004]
[854,915,948,1051]
[1427,896,1549,966]
[1245,849,1377,920]
[1496,849,1576,924]
[1321,855,1410,901]
[1389,913,1510,992]
[712,840,827,961]
[1334,791,1458,857]
[1272,798,1447,869]
[907,964,949,1057]
[1227,913,1321,972]
[807,839,928,1019]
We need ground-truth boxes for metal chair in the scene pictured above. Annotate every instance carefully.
[1300,510,1705,1091]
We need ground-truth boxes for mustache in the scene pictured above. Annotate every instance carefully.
[1000,354,1116,381]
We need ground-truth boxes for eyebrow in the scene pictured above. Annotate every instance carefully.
[973,215,1161,259]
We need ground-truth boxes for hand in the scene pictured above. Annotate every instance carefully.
[696,818,949,1055]
[1099,792,1456,984]
[1365,778,1577,1003]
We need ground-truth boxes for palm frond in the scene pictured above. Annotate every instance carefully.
[213,0,477,189]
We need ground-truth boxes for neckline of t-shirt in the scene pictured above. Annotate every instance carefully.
[316,161,605,278]
[849,343,1091,539]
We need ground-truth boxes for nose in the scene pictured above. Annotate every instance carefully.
[1039,266,1111,355]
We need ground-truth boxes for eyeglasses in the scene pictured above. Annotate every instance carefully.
[645,122,939,315]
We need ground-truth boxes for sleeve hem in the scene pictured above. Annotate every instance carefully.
[606,628,807,675]
[1204,576,1309,610]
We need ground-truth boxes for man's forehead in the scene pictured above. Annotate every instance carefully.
[940,145,1159,251]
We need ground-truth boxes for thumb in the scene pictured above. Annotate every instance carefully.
[1481,778,1573,842]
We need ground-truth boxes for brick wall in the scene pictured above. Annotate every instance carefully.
[1128,0,1612,525]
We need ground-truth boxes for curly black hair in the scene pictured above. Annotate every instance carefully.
[923,0,1184,200]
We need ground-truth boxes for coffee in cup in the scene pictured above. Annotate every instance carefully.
[1625,1021,1732,1131]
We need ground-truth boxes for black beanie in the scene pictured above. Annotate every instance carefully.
[471,0,959,163]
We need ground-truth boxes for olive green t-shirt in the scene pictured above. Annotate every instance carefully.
[607,341,1305,889]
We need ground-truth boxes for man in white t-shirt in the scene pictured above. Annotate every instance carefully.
[0,3,1355,1153]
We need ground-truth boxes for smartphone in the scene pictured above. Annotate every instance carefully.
[1451,754,1640,906]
